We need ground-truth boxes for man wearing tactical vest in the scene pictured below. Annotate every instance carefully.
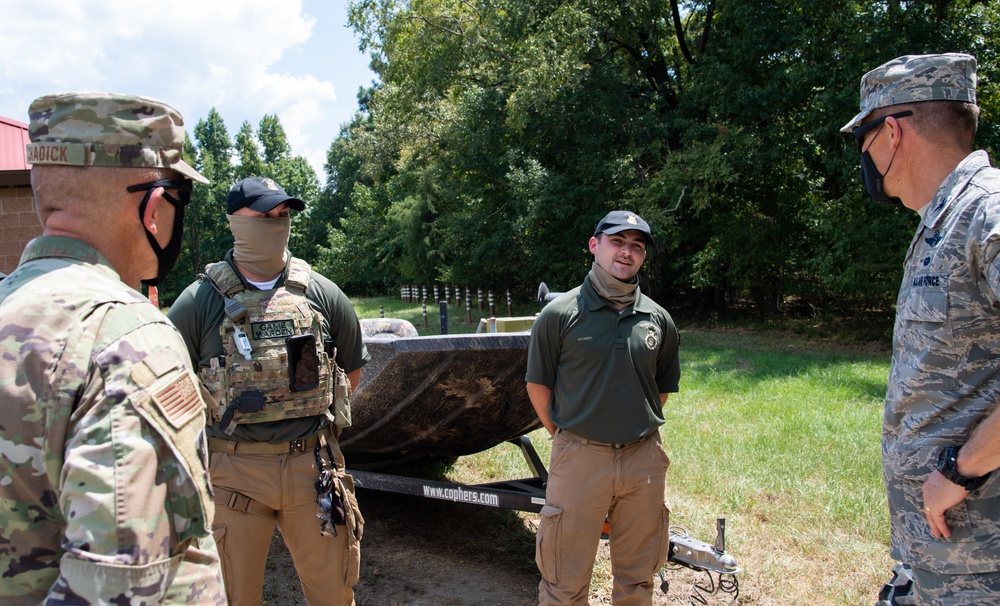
[168,176,370,606]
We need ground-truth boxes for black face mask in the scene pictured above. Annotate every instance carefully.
[853,110,912,206]
[860,149,901,206]
[126,180,192,286]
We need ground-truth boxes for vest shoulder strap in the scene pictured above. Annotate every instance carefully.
[202,257,311,295]
[203,261,245,297]
[285,257,311,293]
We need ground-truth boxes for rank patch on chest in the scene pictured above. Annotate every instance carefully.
[251,319,296,340]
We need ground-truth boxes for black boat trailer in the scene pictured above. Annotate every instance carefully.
[348,434,741,602]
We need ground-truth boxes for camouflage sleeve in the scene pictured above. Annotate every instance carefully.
[978,197,1000,307]
[46,303,224,605]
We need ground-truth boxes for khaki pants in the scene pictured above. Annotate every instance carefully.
[537,429,671,606]
[209,436,359,606]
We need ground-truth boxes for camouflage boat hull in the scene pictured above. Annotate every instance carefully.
[340,331,540,458]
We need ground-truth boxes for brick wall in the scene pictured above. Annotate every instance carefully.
[0,186,40,275]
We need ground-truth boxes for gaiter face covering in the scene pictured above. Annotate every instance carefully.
[588,261,638,311]
[228,214,291,278]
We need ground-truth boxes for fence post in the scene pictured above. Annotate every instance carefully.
[465,294,472,324]
[478,287,483,311]
[422,300,428,330]
[440,301,448,335]
[379,304,384,319]
[507,289,512,317]
[488,290,495,317]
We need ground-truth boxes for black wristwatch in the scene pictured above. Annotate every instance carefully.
[936,445,990,491]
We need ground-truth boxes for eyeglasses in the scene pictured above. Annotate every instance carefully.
[853,110,913,152]
[126,179,193,207]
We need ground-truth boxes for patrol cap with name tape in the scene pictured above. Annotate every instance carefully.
[594,210,653,246]
[227,176,305,214]
[841,53,978,133]
[25,92,208,184]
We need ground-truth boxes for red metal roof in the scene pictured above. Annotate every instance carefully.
[0,115,30,172]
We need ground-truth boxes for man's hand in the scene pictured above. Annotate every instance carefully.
[922,469,969,539]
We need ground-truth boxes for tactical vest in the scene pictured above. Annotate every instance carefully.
[197,258,351,432]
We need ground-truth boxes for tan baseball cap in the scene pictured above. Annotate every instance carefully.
[25,92,208,184]
[840,53,977,133]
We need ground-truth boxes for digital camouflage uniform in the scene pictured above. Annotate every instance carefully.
[0,92,223,605]
[0,237,225,605]
[841,54,1000,601]
[884,150,1000,574]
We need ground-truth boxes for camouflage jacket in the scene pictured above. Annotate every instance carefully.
[0,236,225,605]
[885,150,1000,573]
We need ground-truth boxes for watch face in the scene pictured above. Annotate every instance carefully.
[936,445,988,491]
[937,445,956,472]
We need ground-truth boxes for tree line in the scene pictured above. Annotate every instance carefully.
[166,0,999,333]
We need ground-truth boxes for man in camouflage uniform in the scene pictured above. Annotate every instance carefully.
[0,93,225,604]
[842,54,1000,604]
[168,176,368,606]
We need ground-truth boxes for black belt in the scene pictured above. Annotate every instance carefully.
[559,429,649,449]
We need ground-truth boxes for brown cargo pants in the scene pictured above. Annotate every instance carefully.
[208,431,361,606]
[536,429,671,606]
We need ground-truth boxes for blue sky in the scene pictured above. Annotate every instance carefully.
[0,0,378,181]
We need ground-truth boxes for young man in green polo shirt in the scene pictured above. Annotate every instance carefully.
[526,210,680,606]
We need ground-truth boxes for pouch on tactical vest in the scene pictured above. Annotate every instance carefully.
[197,257,352,431]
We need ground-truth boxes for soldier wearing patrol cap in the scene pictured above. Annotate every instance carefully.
[526,210,680,605]
[168,176,369,606]
[844,54,1000,603]
[0,92,225,605]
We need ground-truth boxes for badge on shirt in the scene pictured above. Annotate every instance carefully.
[638,321,660,351]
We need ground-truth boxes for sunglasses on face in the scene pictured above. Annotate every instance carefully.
[853,110,913,152]
[126,179,193,206]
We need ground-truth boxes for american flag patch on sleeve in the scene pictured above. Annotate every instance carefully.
[154,373,203,429]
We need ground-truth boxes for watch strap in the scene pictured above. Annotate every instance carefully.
[937,445,990,491]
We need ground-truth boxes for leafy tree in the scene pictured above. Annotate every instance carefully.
[338,0,998,323]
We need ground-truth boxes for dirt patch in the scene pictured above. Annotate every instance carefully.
[261,487,539,606]
[259,486,744,606]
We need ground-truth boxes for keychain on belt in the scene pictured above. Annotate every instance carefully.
[315,441,346,536]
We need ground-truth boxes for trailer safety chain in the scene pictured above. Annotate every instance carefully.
[660,524,740,605]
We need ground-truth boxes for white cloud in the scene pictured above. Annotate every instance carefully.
[0,0,365,180]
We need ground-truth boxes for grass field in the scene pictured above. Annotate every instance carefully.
[350,296,896,605]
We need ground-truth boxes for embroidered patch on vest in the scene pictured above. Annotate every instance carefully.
[251,319,296,340]
[153,374,203,429]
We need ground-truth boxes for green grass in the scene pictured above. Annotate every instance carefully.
[350,297,895,604]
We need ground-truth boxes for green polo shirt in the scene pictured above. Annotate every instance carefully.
[525,277,680,444]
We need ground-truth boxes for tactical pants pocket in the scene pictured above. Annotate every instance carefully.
[536,504,564,584]
[653,503,672,573]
